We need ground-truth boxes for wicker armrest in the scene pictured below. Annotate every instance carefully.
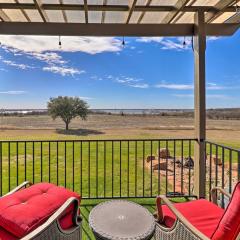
[21,197,81,240]
[211,187,231,206]
[156,195,210,240]
[3,181,32,197]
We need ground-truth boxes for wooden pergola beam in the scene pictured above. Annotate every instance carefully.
[205,0,240,23]
[33,0,49,22]
[59,0,67,23]
[0,22,238,36]
[101,0,107,24]
[161,0,191,24]
[137,0,152,24]
[83,0,88,24]
[126,0,137,24]
[0,9,10,21]
[14,0,30,22]
[225,11,240,23]
[0,3,237,13]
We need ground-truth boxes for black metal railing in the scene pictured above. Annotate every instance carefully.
[205,141,240,205]
[0,139,196,199]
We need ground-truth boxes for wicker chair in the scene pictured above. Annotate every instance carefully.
[154,185,240,240]
[2,181,82,240]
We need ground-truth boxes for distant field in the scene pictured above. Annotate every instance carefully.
[0,114,239,149]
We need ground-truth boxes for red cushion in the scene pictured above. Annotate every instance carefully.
[0,183,80,238]
[211,182,240,240]
[161,199,224,238]
[0,227,17,240]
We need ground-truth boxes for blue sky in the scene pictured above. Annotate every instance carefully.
[0,31,239,109]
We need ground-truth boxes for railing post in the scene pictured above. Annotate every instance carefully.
[193,10,206,199]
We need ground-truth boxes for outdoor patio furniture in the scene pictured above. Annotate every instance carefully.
[0,181,82,240]
[89,200,155,240]
[154,182,240,240]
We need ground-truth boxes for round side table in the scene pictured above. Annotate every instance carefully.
[89,200,155,240]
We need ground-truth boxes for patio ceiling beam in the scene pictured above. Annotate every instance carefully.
[83,0,88,24]
[14,0,30,22]
[161,0,191,24]
[0,22,238,36]
[33,0,49,22]
[137,0,152,23]
[0,3,237,13]
[205,0,240,23]
[101,0,107,24]
[225,11,240,23]
[172,0,198,23]
[0,9,10,21]
[59,0,67,23]
[126,0,138,24]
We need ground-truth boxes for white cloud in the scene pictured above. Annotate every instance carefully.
[129,83,149,88]
[0,36,122,55]
[136,36,219,51]
[206,83,230,90]
[207,94,232,100]
[79,96,94,100]
[90,75,103,81]
[115,76,141,84]
[155,82,228,90]
[30,52,66,65]
[136,37,164,43]
[43,65,85,76]
[113,75,149,88]
[173,94,231,100]
[0,90,27,95]
[208,36,220,41]
[136,37,191,51]
[2,59,34,70]
[0,36,122,76]
[155,84,193,90]
[173,94,194,98]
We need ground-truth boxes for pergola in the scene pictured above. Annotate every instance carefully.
[0,0,240,198]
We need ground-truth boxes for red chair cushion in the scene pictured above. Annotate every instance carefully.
[0,183,81,238]
[0,227,17,240]
[161,199,224,238]
[211,182,240,240]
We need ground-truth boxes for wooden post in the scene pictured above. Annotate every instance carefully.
[193,10,206,198]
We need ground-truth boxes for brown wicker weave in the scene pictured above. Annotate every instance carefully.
[2,182,82,240]
[154,187,238,240]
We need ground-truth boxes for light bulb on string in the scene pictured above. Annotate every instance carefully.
[122,36,125,47]
[59,36,62,49]
[183,36,186,48]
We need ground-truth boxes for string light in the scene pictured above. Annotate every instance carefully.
[183,36,186,48]
[59,36,62,49]
[122,36,125,47]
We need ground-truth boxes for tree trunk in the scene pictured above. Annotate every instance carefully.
[65,122,69,130]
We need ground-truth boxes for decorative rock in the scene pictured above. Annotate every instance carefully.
[212,155,222,166]
[156,148,171,159]
[152,161,167,171]
[146,155,155,162]
[184,157,194,168]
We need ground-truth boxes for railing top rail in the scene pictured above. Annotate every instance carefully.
[0,138,198,143]
[205,140,240,153]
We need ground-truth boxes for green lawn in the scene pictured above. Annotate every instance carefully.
[0,139,196,197]
[0,136,238,239]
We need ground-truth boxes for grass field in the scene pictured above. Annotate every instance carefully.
[0,114,239,147]
[0,114,239,239]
